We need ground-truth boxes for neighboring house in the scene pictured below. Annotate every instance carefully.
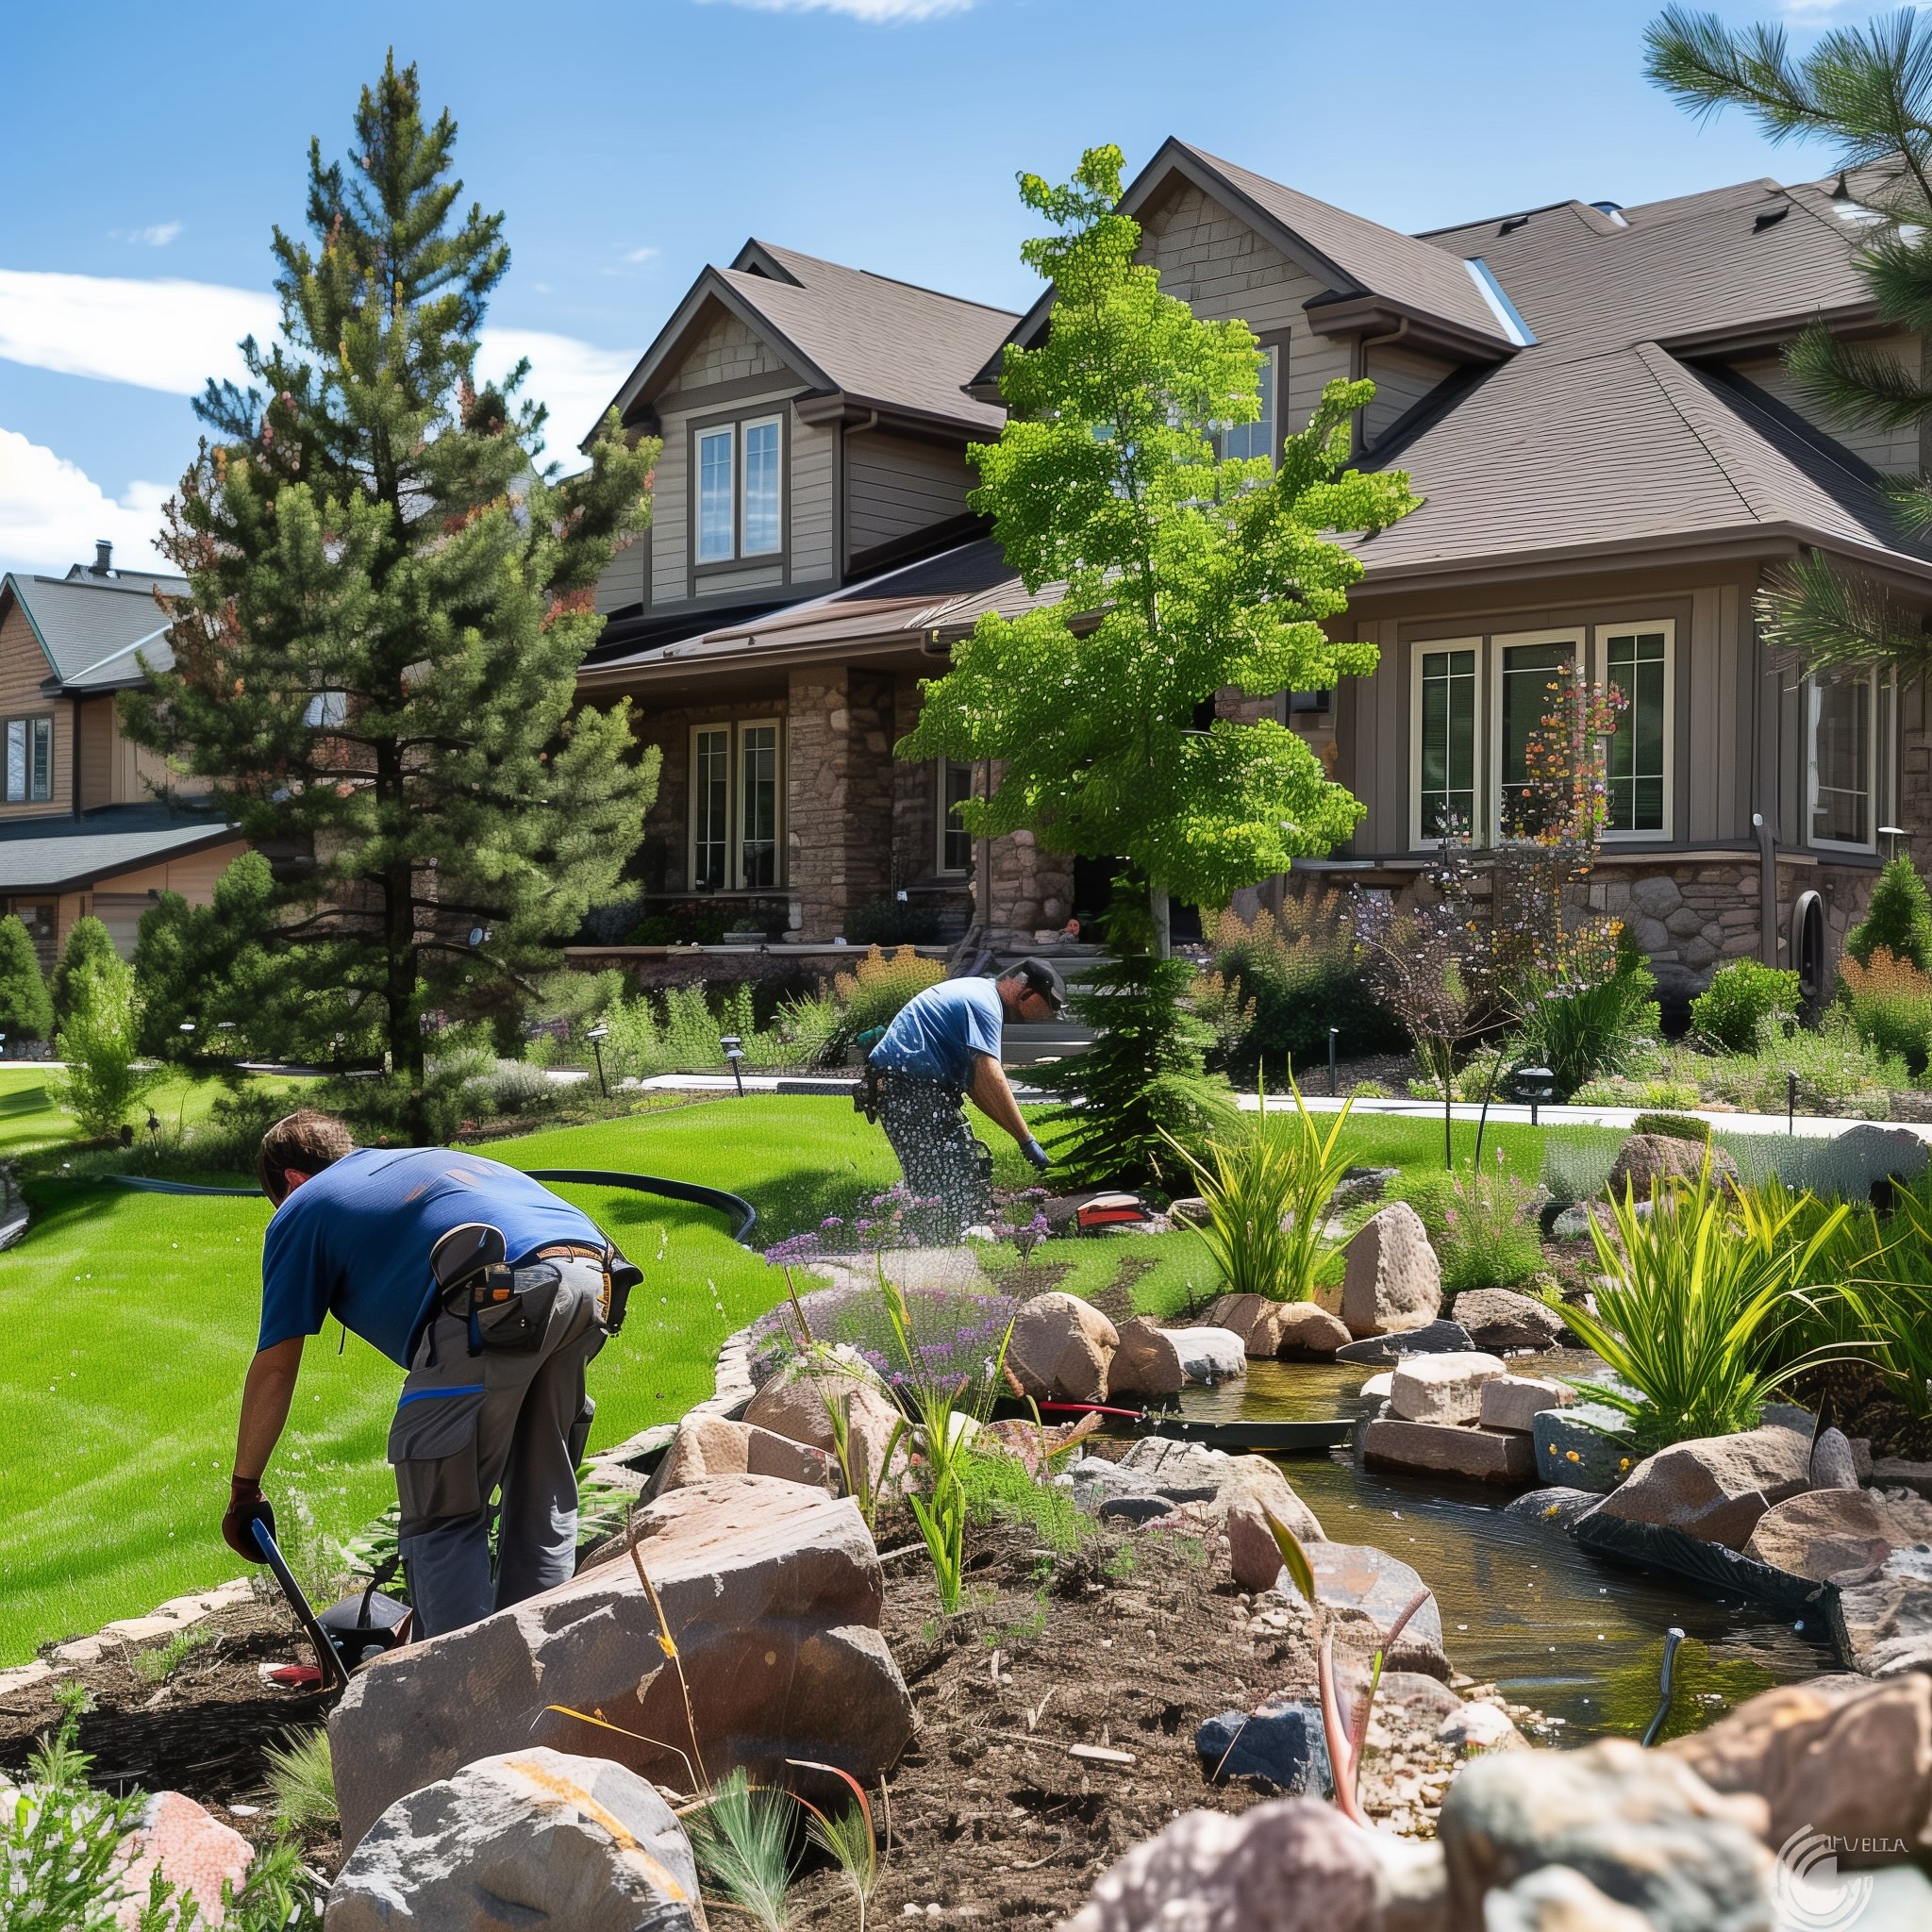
[586,143,1932,1001]
[0,544,243,969]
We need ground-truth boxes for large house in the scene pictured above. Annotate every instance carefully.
[0,544,242,968]
[580,142,1932,998]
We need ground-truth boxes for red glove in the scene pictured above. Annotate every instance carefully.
[222,1476,275,1563]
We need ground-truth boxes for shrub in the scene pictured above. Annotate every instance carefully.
[829,945,948,1042]
[50,917,118,1032]
[1435,1170,1543,1294]
[1199,896,1407,1074]
[1839,949,1932,1074]
[624,900,734,946]
[53,950,161,1139]
[1508,951,1659,1100]
[1690,958,1801,1054]
[1539,1130,1623,1208]
[1696,1010,1906,1120]
[1846,855,1932,972]
[0,912,53,1044]
[1719,1128,1927,1204]
[1572,1075,1701,1108]
[1629,1112,1710,1143]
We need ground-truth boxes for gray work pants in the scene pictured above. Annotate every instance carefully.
[389,1255,606,1640]
[877,1073,993,1241]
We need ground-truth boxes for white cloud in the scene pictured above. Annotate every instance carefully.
[0,268,634,460]
[703,0,973,21]
[624,245,660,263]
[114,222,184,247]
[0,427,172,576]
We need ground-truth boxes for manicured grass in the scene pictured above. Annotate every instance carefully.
[0,1065,310,1162]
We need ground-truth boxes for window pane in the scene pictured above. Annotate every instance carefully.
[697,429,735,562]
[1221,347,1276,465]
[692,728,729,888]
[742,420,781,556]
[1499,641,1573,834]
[739,724,778,889]
[1604,631,1667,833]
[1812,674,1871,846]
[4,721,24,804]
[1417,647,1476,839]
[941,760,974,873]
[29,719,50,802]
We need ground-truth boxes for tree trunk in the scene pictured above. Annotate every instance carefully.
[1149,881,1172,960]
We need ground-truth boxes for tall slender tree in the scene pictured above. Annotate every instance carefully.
[123,57,658,1133]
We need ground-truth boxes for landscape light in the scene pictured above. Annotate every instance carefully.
[721,1033,745,1098]
[586,1024,610,1099]
[1510,1063,1556,1128]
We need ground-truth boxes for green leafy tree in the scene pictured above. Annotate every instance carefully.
[121,57,658,1139]
[1846,852,1932,969]
[51,917,119,1031]
[0,915,53,1045]
[1645,8,1932,675]
[53,950,162,1139]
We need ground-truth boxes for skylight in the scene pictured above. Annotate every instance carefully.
[1463,258,1537,347]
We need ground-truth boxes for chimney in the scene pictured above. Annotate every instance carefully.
[92,540,113,576]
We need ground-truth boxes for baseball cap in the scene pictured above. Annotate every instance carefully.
[1012,957,1068,1014]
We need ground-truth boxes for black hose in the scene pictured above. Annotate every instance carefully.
[1641,1626,1687,1747]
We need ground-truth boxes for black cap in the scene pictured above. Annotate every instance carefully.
[1010,957,1068,1014]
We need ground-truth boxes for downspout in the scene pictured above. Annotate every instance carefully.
[1756,811,1777,966]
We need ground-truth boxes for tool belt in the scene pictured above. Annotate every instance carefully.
[434,1234,641,1357]
[856,1059,884,1124]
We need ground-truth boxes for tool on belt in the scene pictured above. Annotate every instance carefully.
[427,1222,641,1358]
[856,1058,884,1123]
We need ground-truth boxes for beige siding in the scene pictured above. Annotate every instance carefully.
[674,308,785,389]
[1363,343,1458,443]
[594,539,647,616]
[1727,333,1922,472]
[846,433,975,558]
[78,696,112,809]
[791,409,838,582]
[1136,178,1355,431]
[652,384,803,606]
[696,562,785,597]
[0,605,68,821]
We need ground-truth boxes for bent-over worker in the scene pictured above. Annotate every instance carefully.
[864,958,1065,1237]
[223,1110,639,1640]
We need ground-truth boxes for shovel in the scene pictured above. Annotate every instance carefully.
[251,1518,411,1693]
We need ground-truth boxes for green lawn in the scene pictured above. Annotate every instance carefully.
[0,1065,311,1163]
[1,1094,1596,1664]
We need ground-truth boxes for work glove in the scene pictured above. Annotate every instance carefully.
[222,1476,276,1564]
[1021,1136,1052,1172]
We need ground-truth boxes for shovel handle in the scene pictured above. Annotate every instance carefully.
[252,1518,349,1694]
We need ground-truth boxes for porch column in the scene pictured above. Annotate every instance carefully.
[785,664,894,940]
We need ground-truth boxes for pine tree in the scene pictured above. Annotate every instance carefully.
[1646,8,1932,674]
[0,915,53,1045]
[1846,852,1932,969]
[121,57,659,1137]
[51,917,118,1030]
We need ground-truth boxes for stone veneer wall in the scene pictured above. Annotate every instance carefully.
[785,664,896,937]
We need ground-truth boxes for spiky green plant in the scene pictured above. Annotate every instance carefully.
[263,1729,336,1832]
[686,1768,795,1932]
[787,1759,882,1932]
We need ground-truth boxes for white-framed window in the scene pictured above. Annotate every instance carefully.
[1595,619,1674,839]
[695,414,783,565]
[1409,639,1481,848]
[1491,628,1582,838]
[938,759,975,874]
[4,716,53,804]
[1218,344,1279,466]
[303,690,348,729]
[688,719,784,891]
[1807,668,1895,853]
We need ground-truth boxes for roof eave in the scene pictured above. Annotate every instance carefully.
[1301,291,1516,364]
[5,823,244,896]
[1657,298,1885,360]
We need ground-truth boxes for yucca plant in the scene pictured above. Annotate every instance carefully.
[1562,1162,1851,1449]
[1166,1078,1355,1303]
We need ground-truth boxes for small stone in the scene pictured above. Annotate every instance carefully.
[1357,1371,1394,1401]
[1167,1195,1210,1227]
[1481,1374,1575,1435]
[1195,1700,1322,1792]
[1483,1866,1653,1932]
[1171,1326,1247,1383]
[1334,1318,1474,1365]
[1503,1486,1601,1530]
[1391,1351,1507,1424]
[1808,1425,1859,1492]
[1272,1302,1351,1359]
[1438,1699,1523,1753]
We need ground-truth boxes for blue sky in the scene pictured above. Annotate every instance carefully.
[0,0,1875,575]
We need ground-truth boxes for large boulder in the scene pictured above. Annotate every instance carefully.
[1362,1418,1536,1485]
[1452,1288,1571,1353]
[1661,1673,1932,1856]
[1584,1425,1811,1551]
[1390,1351,1507,1425]
[1201,1293,1279,1355]
[1340,1203,1442,1338]
[652,1415,832,1497]
[328,1475,913,1853]
[1832,1544,1932,1676]
[1108,1317,1185,1398]
[1741,1488,1893,1584]
[1604,1133,1739,1203]
[1481,1375,1575,1436]
[1006,1291,1118,1403]
[1438,1738,1772,1932]
[1274,1303,1351,1359]
[1173,1326,1247,1383]
[324,1747,705,1931]
[117,1791,253,1928]
[1533,1404,1638,1493]
[741,1354,904,1496]
[1304,1542,1450,1680]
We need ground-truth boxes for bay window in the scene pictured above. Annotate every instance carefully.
[689,719,783,891]
[4,715,53,805]
[1808,669,1893,852]
[1599,621,1672,837]
[695,413,783,566]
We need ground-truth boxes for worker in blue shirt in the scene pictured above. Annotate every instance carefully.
[865,959,1063,1238]
[222,1110,636,1640]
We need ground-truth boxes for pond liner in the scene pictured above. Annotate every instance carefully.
[1573,1507,1842,1641]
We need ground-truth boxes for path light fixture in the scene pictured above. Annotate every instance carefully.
[1788,1068,1799,1135]
[1881,824,1907,862]
[1511,1063,1556,1128]
[585,1024,609,1100]
[145,1108,161,1151]
[720,1033,745,1098]
[1328,1026,1340,1097]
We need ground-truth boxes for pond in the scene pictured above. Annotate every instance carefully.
[1175,1354,1836,1742]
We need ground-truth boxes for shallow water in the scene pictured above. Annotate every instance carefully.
[1177,1356,1836,1741]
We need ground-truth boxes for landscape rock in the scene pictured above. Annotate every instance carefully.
[1482,1375,1575,1435]
[1199,1293,1279,1356]
[1589,1425,1812,1551]
[1305,1542,1450,1679]
[1061,1796,1401,1932]
[1548,1205,1593,1241]
[1605,1133,1738,1203]
[1872,1457,1932,1499]
[117,1791,252,1929]
[1099,1494,1183,1525]
[1808,1426,1860,1492]
[741,1354,904,1494]
[1334,1320,1474,1366]
[1661,1672,1932,1854]
[1378,1671,1465,1718]
[1117,1434,1233,1491]
[1339,1203,1441,1338]
[1272,1302,1352,1358]
[1452,1288,1571,1352]
[1742,1488,1893,1584]
[328,1474,913,1852]
[1329,1165,1401,1213]
[1832,1544,1932,1676]
[1006,1291,1118,1403]
[324,1747,705,1932]
[1172,1326,1247,1383]
[1438,1699,1523,1753]
[1107,1317,1185,1398]
[1166,1195,1210,1227]
[1834,1122,1930,1189]
[1503,1487,1601,1531]
[1391,1351,1507,1425]
[1481,1866,1654,1932]
[1195,1699,1322,1792]
[1438,1738,1772,1932]
[1357,1371,1393,1400]
[1363,1418,1536,1485]
[1874,1487,1932,1544]
[1532,1404,1637,1493]
[651,1415,832,1498]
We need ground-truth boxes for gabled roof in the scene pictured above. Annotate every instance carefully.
[0,803,239,893]
[2,568,185,693]
[589,242,1015,448]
